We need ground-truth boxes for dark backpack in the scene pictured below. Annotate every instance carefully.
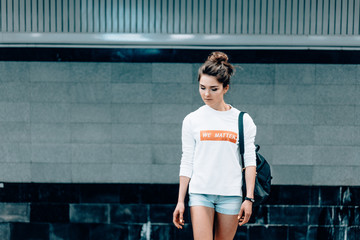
[238,112,272,206]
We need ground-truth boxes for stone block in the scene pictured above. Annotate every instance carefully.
[138,184,178,204]
[152,83,192,104]
[272,145,313,165]
[111,104,152,123]
[69,62,111,82]
[150,204,175,223]
[341,187,360,206]
[0,203,29,222]
[314,126,359,146]
[249,226,288,240]
[233,64,275,84]
[30,203,69,223]
[31,103,70,123]
[192,83,203,105]
[151,225,174,240]
[238,105,273,125]
[0,103,29,122]
[268,206,308,225]
[49,223,90,240]
[31,163,72,183]
[0,143,31,163]
[313,166,360,186]
[316,64,357,85]
[308,206,334,225]
[31,144,72,163]
[288,226,308,240]
[348,227,360,240]
[0,163,31,182]
[79,184,120,203]
[0,82,30,102]
[111,164,152,183]
[30,62,70,82]
[111,83,152,103]
[307,226,346,240]
[31,123,70,143]
[89,223,129,240]
[0,223,10,240]
[275,64,315,84]
[152,63,192,83]
[70,204,109,223]
[274,125,314,145]
[0,61,30,82]
[271,165,313,185]
[111,204,148,223]
[192,63,202,83]
[112,124,152,144]
[71,163,113,183]
[31,82,71,103]
[272,105,314,125]
[10,223,49,240]
[333,206,359,226]
[152,104,192,124]
[72,144,111,163]
[151,164,179,183]
[151,124,182,144]
[313,146,358,166]
[112,144,152,164]
[70,83,111,103]
[318,187,341,206]
[314,105,355,126]
[255,125,273,145]
[70,104,111,123]
[274,85,316,105]
[111,63,152,83]
[266,185,319,205]
[315,85,357,105]
[0,123,29,143]
[356,106,360,126]
[249,205,268,224]
[226,84,274,105]
[152,144,181,164]
[70,123,112,143]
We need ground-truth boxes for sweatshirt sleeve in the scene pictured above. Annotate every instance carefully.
[179,115,195,178]
[243,113,257,168]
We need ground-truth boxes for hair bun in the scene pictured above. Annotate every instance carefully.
[207,51,228,64]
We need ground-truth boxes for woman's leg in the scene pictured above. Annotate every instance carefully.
[214,212,239,240]
[190,206,215,240]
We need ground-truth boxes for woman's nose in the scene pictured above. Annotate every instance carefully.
[204,91,209,96]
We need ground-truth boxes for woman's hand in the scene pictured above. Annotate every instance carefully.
[238,200,253,226]
[173,202,185,229]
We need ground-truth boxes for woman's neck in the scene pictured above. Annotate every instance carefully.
[209,102,230,111]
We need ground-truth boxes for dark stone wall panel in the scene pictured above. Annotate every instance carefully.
[30,203,69,223]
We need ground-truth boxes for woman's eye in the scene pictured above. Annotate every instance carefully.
[201,87,206,90]
[211,88,218,91]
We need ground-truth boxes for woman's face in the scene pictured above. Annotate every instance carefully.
[199,74,229,109]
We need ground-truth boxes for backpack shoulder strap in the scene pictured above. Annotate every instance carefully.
[238,112,246,168]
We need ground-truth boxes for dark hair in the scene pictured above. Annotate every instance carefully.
[197,51,235,87]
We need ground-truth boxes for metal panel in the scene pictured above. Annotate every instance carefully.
[1,0,360,48]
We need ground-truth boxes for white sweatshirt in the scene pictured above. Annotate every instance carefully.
[179,105,257,196]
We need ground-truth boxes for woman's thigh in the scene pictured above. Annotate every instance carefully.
[214,212,239,240]
[190,206,215,240]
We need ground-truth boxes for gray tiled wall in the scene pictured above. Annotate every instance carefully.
[0,61,359,185]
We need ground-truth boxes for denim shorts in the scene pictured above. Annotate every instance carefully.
[188,193,242,215]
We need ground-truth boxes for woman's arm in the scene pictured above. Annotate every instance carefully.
[238,166,256,226]
[238,113,257,226]
[173,176,190,229]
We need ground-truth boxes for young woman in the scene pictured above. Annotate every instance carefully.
[173,51,257,240]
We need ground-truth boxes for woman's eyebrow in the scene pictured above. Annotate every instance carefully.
[200,84,219,88]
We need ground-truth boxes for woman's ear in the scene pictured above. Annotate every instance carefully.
[223,85,229,94]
